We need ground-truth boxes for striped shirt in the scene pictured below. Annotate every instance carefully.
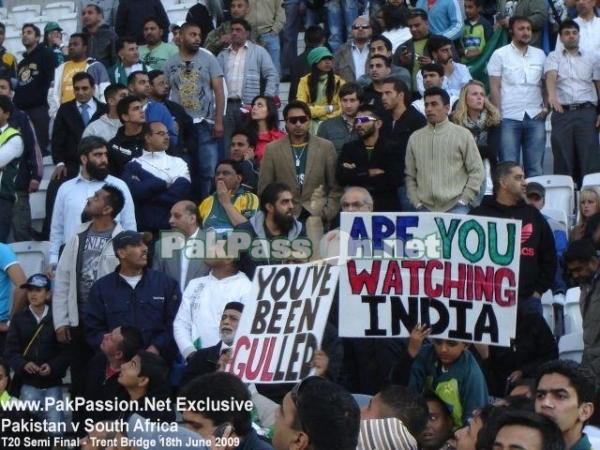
[226,43,247,100]
[544,47,600,105]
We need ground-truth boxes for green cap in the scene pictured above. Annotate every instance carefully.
[44,22,63,33]
[307,46,334,66]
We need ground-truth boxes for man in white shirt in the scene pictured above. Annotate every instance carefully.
[122,121,191,236]
[488,16,548,178]
[545,19,600,185]
[555,0,600,54]
[46,135,137,277]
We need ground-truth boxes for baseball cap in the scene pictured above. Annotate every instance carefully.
[44,22,63,33]
[21,273,51,290]
[170,21,185,32]
[525,182,545,198]
[112,230,152,252]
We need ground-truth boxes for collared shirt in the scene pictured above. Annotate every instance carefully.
[545,47,600,105]
[77,99,97,119]
[28,304,49,324]
[226,43,248,100]
[49,172,137,264]
[555,16,600,54]
[351,41,370,79]
[571,433,592,450]
[180,227,200,289]
[416,62,472,96]
[487,43,546,120]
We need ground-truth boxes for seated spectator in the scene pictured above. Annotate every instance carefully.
[411,63,459,115]
[358,418,419,450]
[460,0,493,62]
[271,376,360,450]
[179,372,272,449]
[419,392,455,450]
[108,38,149,84]
[173,248,252,357]
[246,95,286,163]
[117,351,175,422]
[198,159,259,237]
[139,17,178,70]
[107,96,146,176]
[393,325,489,428]
[362,55,392,114]
[492,409,566,450]
[288,25,327,102]
[297,47,345,134]
[83,83,129,142]
[0,22,17,79]
[80,4,118,68]
[229,128,260,193]
[361,385,429,441]
[180,302,244,386]
[84,325,144,423]
[452,80,501,205]
[357,34,412,90]
[0,357,15,406]
[571,187,600,241]
[43,22,68,65]
[4,274,69,433]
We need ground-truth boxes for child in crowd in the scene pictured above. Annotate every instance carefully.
[0,358,14,407]
[4,274,69,432]
[460,0,494,62]
[397,324,489,429]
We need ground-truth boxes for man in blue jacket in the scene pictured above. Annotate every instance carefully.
[84,230,181,364]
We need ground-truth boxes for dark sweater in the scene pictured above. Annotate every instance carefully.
[14,44,57,110]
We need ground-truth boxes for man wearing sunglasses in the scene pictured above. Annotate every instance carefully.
[272,376,361,450]
[337,104,402,212]
[333,16,372,83]
[258,100,341,226]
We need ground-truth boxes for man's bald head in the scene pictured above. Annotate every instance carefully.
[169,200,201,237]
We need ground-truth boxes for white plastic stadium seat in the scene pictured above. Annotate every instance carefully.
[9,241,50,277]
[526,175,575,223]
[42,2,75,21]
[0,7,8,20]
[3,30,22,59]
[57,13,77,37]
[564,287,583,335]
[166,3,196,24]
[11,5,42,27]
[581,172,600,191]
[558,332,584,363]
[352,394,372,408]
[541,208,568,232]
[42,155,56,181]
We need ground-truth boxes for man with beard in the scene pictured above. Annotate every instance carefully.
[179,302,244,386]
[80,4,118,68]
[85,230,181,364]
[44,72,107,240]
[362,54,392,114]
[46,136,136,279]
[337,104,403,211]
[52,183,126,430]
[235,181,306,265]
[139,17,178,70]
[333,16,372,83]
[163,21,225,201]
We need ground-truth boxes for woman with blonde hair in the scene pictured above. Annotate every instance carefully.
[453,80,501,204]
[570,186,600,241]
[297,46,345,134]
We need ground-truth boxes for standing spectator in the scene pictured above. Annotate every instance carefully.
[452,80,501,204]
[48,33,110,119]
[411,63,458,115]
[246,95,286,163]
[0,243,27,352]
[185,2,215,47]
[247,0,286,75]
[327,0,360,53]
[379,77,427,210]
[405,87,484,213]
[281,1,315,81]
[0,22,17,79]
[357,35,412,90]
[380,3,412,52]
[545,20,600,186]
[0,96,24,243]
[83,83,128,142]
[107,95,146,176]
[297,47,345,133]
[81,4,118,68]
[288,25,326,101]
[216,18,279,151]
[334,16,372,83]
[77,0,119,31]
[0,78,43,244]
[258,100,342,225]
[108,38,149,85]
[317,82,363,154]
[570,187,600,241]
[460,0,493,62]
[488,16,548,178]
[138,17,178,70]
[115,0,170,45]
[555,0,600,54]
[43,22,68,66]
[13,24,57,155]
[471,161,557,316]
[4,274,69,432]
[84,230,181,363]
[337,104,403,211]
[122,122,191,236]
[497,0,548,49]
[415,0,463,41]
[162,22,225,202]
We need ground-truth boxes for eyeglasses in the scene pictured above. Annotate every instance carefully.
[354,116,378,124]
[287,115,309,125]
[352,25,371,30]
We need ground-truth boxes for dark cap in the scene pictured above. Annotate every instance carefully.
[224,302,244,313]
[526,182,545,198]
[113,230,152,252]
[21,273,51,290]
[44,21,63,33]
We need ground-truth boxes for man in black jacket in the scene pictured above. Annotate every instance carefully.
[81,4,118,67]
[470,161,557,316]
[107,95,146,176]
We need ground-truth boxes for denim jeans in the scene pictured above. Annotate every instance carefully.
[21,384,64,433]
[327,0,359,52]
[499,118,546,178]
[282,1,301,76]
[262,31,282,76]
[192,121,218,201]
